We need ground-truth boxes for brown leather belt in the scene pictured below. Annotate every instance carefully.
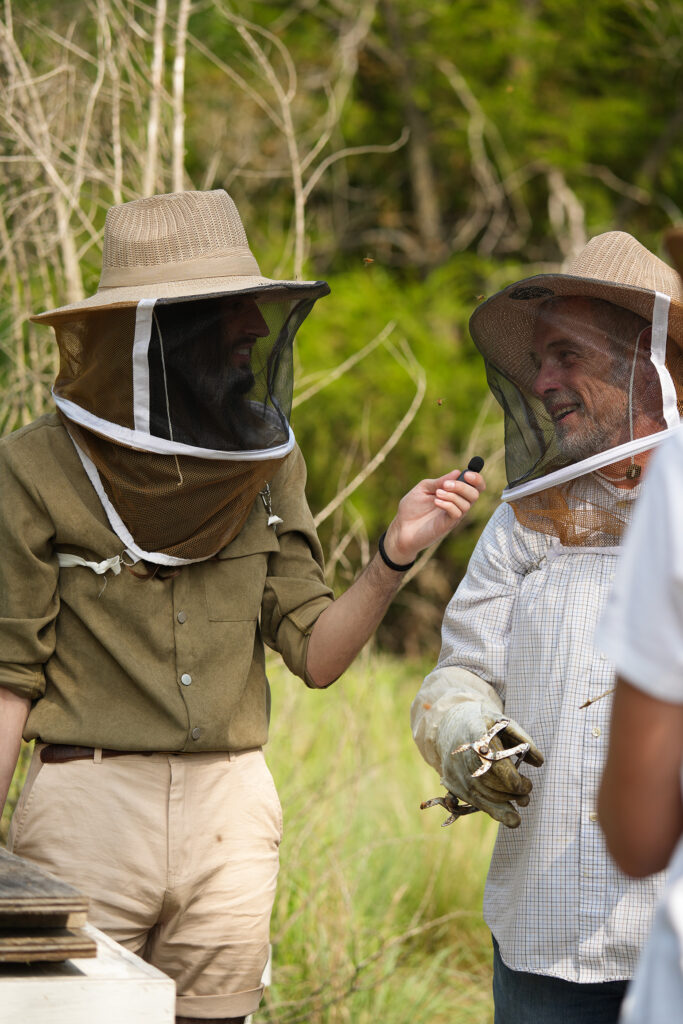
[40,744,156,764]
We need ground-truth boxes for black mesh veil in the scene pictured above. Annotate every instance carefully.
[146,292,308,453]
[470,288,682,500]
[484,299,670,491]
[50,284,329,563]
[469,280,683,547]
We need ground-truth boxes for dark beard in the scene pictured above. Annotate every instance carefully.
[228,366,256,396]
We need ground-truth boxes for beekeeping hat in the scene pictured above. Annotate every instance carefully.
[32,190,330,565]
[32,189,329,319]
[469,231,683,545]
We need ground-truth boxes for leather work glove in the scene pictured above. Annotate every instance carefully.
[437,702,544,829]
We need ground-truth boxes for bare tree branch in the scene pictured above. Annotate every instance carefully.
[293,320,396,407]
[313,335,426,527]
[172,0,192,192]
[143,0,167,196]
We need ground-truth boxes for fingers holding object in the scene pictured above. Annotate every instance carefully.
[468,775,532,805]
[460,780,529,825]
[470,793,522,829]
[434,466,486,490]
[434,494,474,520]
[462,745,533,797]
[439,474,484,501]
[479,763,533,797]
[499,722,545,767]
[434,479,483,520]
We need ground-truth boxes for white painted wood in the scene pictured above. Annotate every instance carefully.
[0,923,175,1023]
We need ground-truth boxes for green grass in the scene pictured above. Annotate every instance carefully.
[1,739,33,846]
[260,652,496,1023]
[2,653,496,1023]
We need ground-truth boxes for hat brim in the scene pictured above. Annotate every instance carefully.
[469,272,683,391]
[31,276,330,324]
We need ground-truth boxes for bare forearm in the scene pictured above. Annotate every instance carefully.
[0,688,30,817]
[598,676,683,877]
[306,551,405,687]
[306,466,485,688]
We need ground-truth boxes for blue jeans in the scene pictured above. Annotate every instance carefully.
[492,937,628,1024]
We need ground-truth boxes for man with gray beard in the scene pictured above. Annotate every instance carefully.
[411,231,683,1024]
[531,296,663,464]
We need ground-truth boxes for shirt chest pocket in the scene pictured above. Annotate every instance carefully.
[203,530,278,622]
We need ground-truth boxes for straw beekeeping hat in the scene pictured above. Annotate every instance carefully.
[32,189,328,323]
[470,230,683,392]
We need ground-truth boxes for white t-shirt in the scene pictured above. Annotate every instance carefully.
[597,424,683,1024]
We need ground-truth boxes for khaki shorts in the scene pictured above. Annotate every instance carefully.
[9,746,282,1019]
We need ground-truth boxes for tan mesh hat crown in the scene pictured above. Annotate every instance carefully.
[32,189,328,322]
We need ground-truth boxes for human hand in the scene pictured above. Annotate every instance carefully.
[438,703,543,829]
[381,466,485,566]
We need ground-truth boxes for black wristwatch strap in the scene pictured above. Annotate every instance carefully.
[377,531,416,572]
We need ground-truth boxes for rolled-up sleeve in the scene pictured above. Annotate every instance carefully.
[0,440,59,699]
[411,503,527,770]
[436,502,525,691]
[260,447,334,683]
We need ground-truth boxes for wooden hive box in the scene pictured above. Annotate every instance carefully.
[0,847,96,962]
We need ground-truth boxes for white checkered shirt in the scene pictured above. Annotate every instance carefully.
[412,476,665,983]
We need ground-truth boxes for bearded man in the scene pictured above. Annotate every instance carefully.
[412,231,683,1023]
[0,189,484,1024]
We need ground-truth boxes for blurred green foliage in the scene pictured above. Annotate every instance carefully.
[184,0,683,265]
[295,257,497,524]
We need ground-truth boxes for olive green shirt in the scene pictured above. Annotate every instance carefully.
[0,414,334,751]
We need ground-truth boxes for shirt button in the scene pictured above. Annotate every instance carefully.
[177,611,187,624]
[592,726,601,738]
[181,673,192,686]
[191,727,201,740]
[589,812,598,822]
